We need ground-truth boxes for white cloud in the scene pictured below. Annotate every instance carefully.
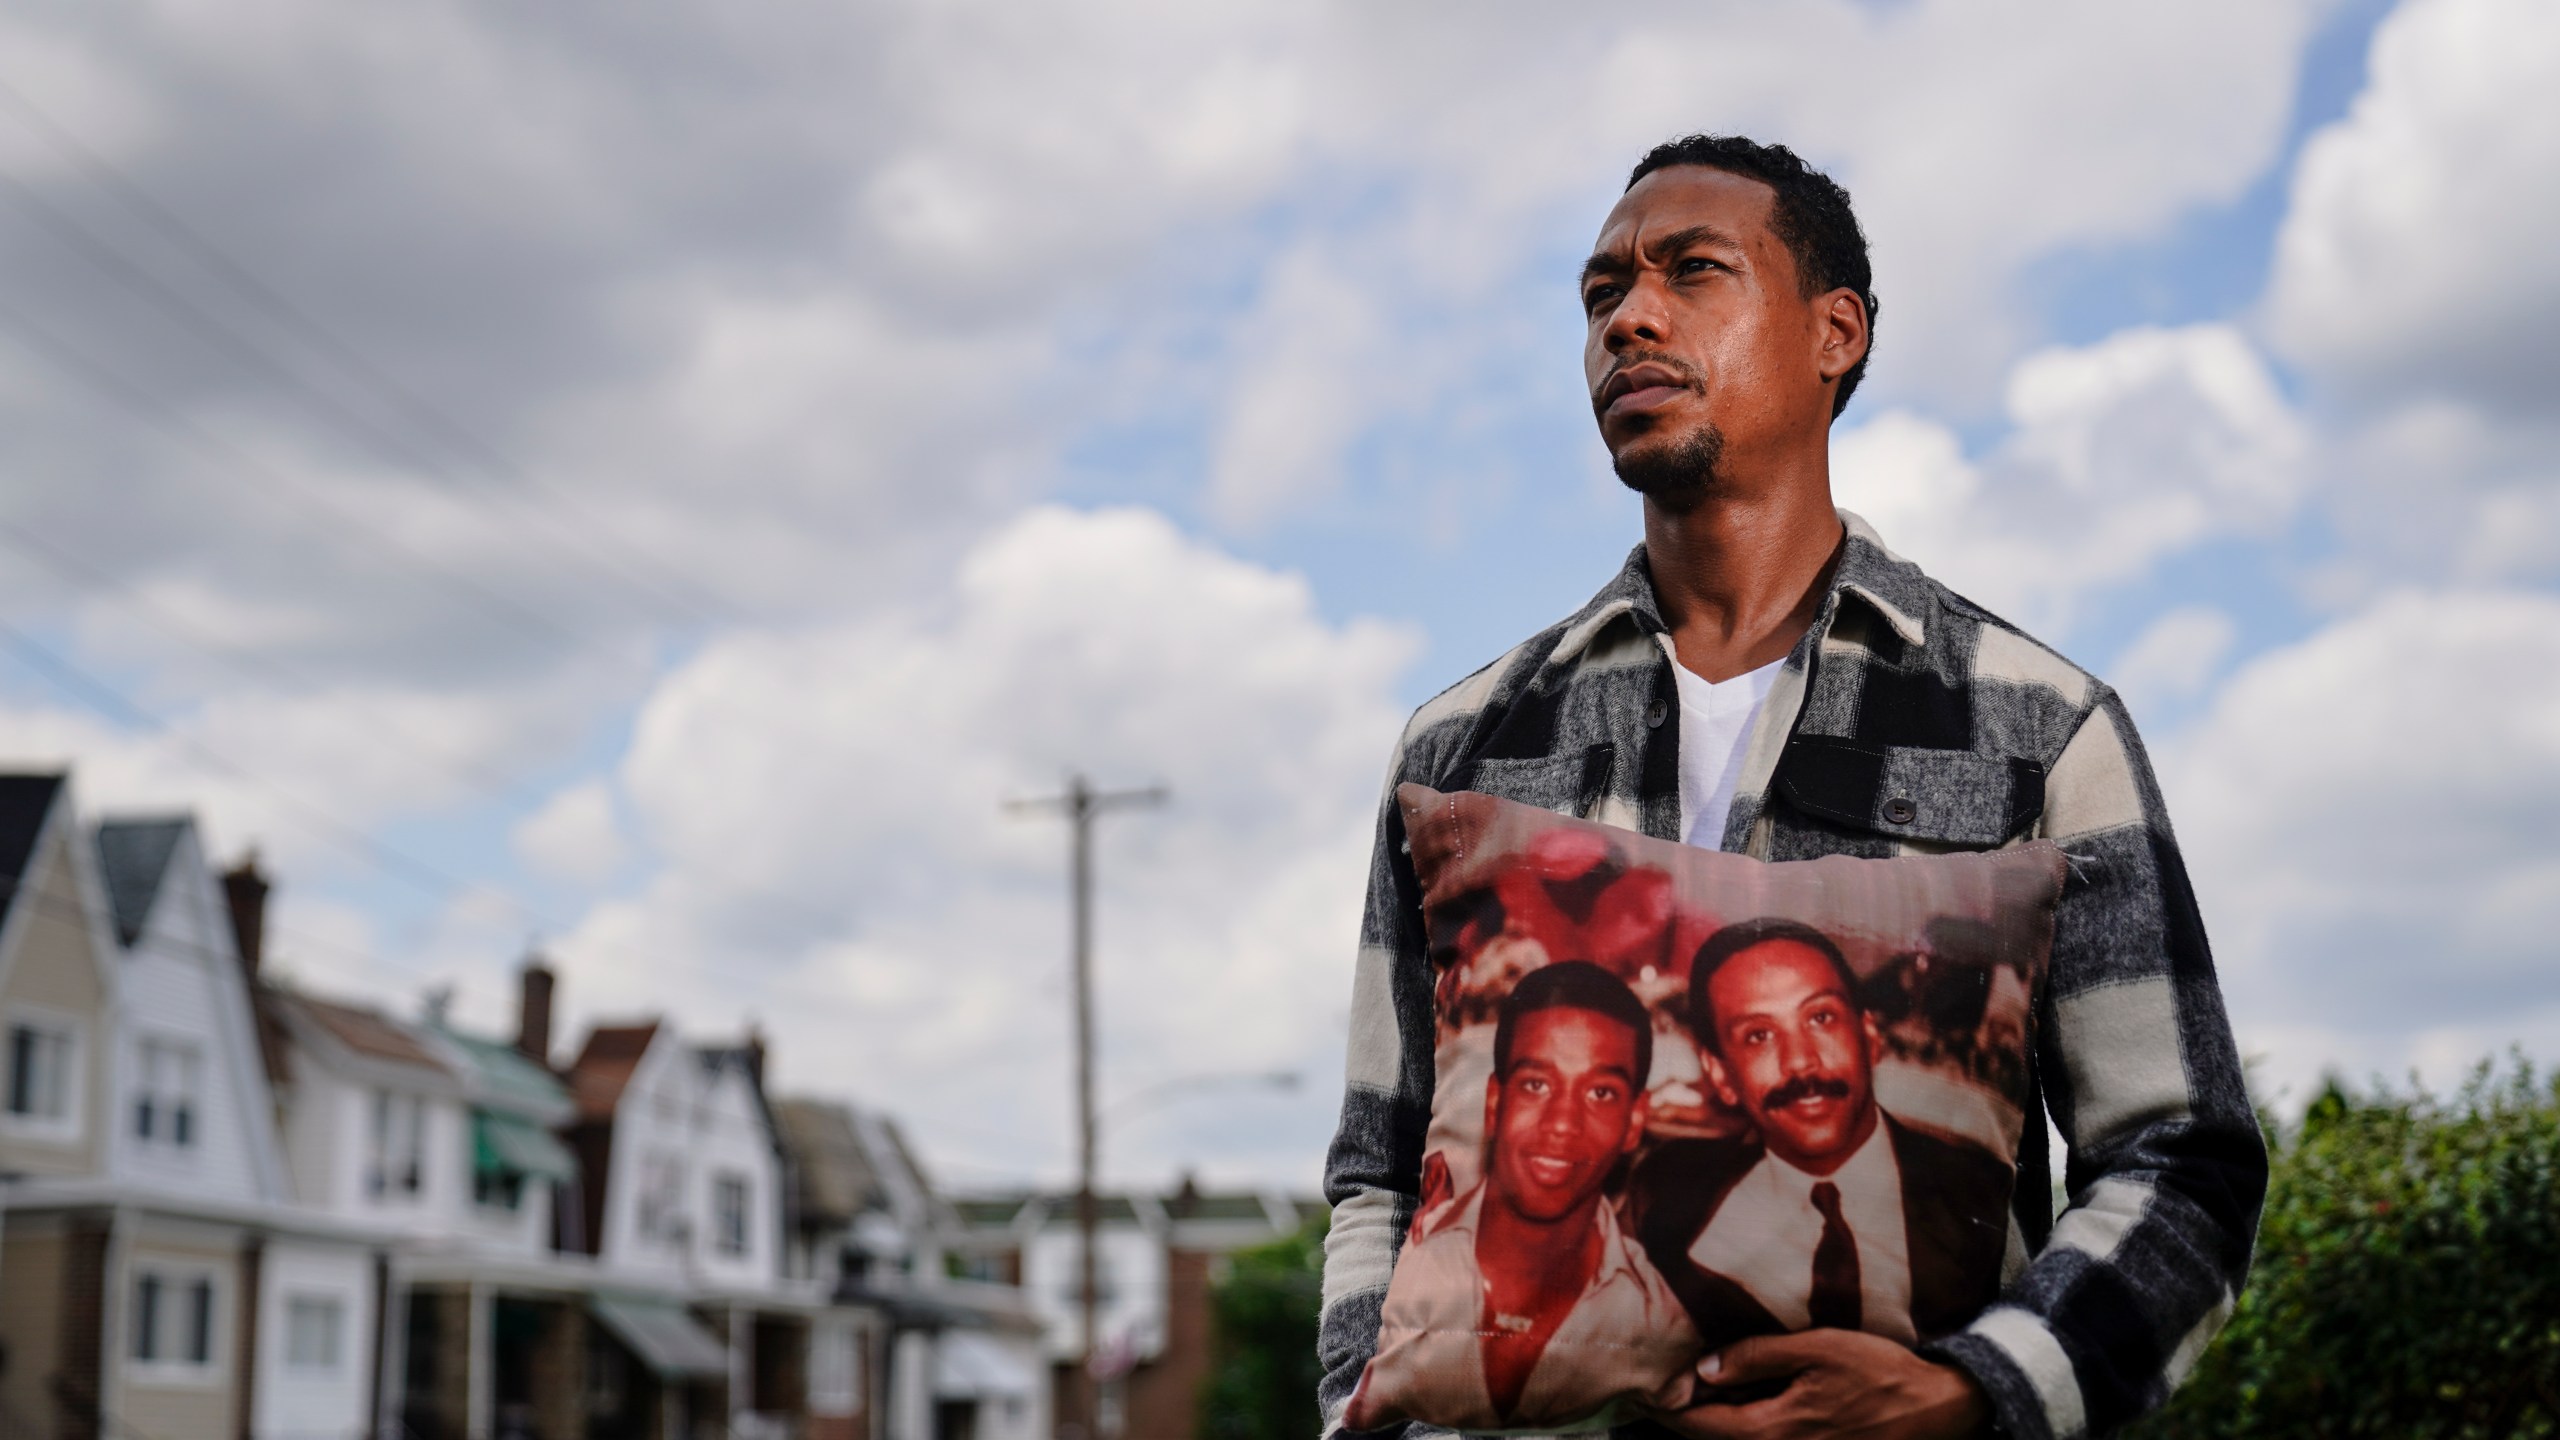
[2267,0,2560,414]
[2109,605,2239,720]
[2164,587,2560,1105]
[1833,324,2305,636]
[512,780,627,888]
[540,505,1417,1186]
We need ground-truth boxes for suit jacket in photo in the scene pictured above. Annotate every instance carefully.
[1627,1113,2013,1347]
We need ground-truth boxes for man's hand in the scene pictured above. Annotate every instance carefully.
[1647,1330,1988,1440]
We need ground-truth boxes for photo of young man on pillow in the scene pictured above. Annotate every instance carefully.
[1348,961,1697,1432]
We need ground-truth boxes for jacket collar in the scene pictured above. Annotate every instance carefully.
[1548,508,1928,672]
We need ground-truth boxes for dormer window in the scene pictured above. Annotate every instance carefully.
[4,1007,83,1139]
[637,1154,686,1246]
[367,1090,426,1200]
[132,1036,200,1150]
[713,1173,750,1256]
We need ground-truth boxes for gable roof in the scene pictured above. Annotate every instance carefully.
[95,817,190,946]
[271,988,453,1078]
[770,1098,885,1225]
[0,772,66,927]
[568,1021,661,1121]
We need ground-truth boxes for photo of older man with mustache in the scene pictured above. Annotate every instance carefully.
[1629,919,2015,1359]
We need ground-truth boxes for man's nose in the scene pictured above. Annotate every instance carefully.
[1603,275,1670,351]
[1777,1026,1820,1076]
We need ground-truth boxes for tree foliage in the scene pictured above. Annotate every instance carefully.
[1199,1214,1328,1440]
[2134,1060,2560,1439]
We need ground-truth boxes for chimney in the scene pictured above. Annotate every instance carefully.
[742,1022,767,1091]
[221,852,270,978]
[517,960,556,1067]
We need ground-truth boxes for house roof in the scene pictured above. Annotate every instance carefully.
[437,1025,572,1118]
[568,1022,660,1121]
[770,1098,886,1225]
[95,817,190,946]
[949,1186,1325,1236]
[271,989,452,1077]
[0,772,65,926]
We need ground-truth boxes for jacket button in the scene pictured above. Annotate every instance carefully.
[1883,797,1917,825]
[1645,699,1667,729]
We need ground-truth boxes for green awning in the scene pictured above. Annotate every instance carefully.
[472,1109,577,1184]
[589,1295,730,1380]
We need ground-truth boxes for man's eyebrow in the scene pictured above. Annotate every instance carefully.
[1582,224,1749,287]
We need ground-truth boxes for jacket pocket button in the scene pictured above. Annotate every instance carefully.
[1883,797,1917,825]
[1645,699,1668,729]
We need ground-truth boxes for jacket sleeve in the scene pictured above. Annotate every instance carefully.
[1315,741,1440,1437]
[1922,687,2269,1439]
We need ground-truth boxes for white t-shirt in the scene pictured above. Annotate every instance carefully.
[1673,653,1786,850]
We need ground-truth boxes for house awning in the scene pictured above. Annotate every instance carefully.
[933,1330,1036,1399]
[590,1295,730,1380]
[473,1109,577,1183]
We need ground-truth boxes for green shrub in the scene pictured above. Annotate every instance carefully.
[2134,1060,2560,1439]
[1199,1214,1327,1440]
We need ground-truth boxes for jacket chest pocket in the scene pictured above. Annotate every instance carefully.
[1774,735,2045,847]
[1447,744,1618,820]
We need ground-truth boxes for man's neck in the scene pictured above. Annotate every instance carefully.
[1475,1192,1606,1300]
[1642,470,1844,684]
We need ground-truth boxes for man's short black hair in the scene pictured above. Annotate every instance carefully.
[1493,960,1653,1089]
[1626,135,1877,418]
[1686,918,1862,1053]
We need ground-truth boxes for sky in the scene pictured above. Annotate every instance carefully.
[0,0,2554,1195]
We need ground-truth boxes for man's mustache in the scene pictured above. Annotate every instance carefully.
[1759,1074,1852,1110]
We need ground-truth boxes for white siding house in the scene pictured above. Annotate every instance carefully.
[95,822,387,1440]
[95,818,286,1205]
[573,1023,783,1290]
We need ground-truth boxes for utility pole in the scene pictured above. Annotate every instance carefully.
[1008,774,1166,1440]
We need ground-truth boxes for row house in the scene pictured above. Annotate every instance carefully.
[0,776,389,1440]
[772,1099,1045,1440]
[946,1182,1323,1440]
[0,767,1044,1440]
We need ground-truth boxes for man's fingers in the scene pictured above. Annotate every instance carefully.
[1700,1332,1822,1386]
[1650,1397,1783,1440]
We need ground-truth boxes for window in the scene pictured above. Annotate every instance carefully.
[132,1037,201,1150]
[129,1266,219,1375]
[636,1154,686,1246]
[367,1090,425,1200]
[285,1295,344,1370]
[474,1167,525,1211]
[6,1013,80,1131]
[712,1173,749,1256]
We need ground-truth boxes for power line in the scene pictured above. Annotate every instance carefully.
[0,519,535,803]
[0,296,584,651]
[0,616,486,903]
[0,68,731,627]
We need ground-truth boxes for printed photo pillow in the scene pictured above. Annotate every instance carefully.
[1344,783,2069,1434]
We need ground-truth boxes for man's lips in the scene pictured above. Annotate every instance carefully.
[1521,1153,1580,1188]
[1598,362,1694,419]
[1605,384,1685,419]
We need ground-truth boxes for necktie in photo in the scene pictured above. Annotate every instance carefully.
[1808,1180,1862,1331]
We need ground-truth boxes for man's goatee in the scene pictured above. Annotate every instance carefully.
[1612,425,1725,514]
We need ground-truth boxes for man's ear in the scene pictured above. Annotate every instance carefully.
[1484,1073,1503,1142]
[1813,287,1869,384]
[1863,1012,1886,1066]
[1623,1091,1651,1157]
[1703,1050,1741,1110]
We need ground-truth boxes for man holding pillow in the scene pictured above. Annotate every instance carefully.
[1319,135,2266,1440]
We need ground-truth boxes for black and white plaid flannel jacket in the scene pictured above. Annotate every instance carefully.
[1318,512,2268,1440]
